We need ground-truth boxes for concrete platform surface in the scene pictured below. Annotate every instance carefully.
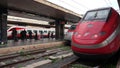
[0,38,64,55]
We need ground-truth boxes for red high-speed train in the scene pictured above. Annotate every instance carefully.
[71,7,120,60]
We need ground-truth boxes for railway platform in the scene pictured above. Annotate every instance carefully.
[0,38,64,55]
[5,38,58,47]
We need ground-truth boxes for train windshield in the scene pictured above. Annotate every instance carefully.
[83,9,110,21]
[69,25,76,30]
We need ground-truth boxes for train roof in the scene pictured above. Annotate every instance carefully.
[80,7,119,22]
[86,7,118,14]
[87,7,112,12]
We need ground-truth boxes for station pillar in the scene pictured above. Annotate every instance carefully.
[55,20,60,40]
[0,3,7,44]
[55,20,65,40]
[59,21,65,40]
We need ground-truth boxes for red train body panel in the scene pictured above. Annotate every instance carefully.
[71,7,120,60]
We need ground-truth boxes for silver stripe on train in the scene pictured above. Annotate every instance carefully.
[72,25,120,49]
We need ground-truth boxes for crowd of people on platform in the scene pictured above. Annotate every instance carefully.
[47,31,54,39]
[11,28,55,42]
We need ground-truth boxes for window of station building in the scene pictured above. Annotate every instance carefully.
[83,9,110,21]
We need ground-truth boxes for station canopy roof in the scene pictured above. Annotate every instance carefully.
[1,0,120,23]
[6,0,81,23]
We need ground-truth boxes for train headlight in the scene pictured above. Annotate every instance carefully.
[94,34,98,38]
[91,34,98,39]
[92,31,106,39]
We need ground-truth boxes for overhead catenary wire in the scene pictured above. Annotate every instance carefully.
[47,0,118,15]
[59,0,85,12]
[72,0,89,10]
[107,0,113,6]
[104,0,112,7]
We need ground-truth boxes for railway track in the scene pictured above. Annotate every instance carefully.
[66,52,120,68]
[36,50,120,68]
[4,45,120,68]
[117,58,120,68]
[0,45,72,68]
[0,49,46,61]
[34,52,77,68]
[54,50,120,68]
[0,48,62,67]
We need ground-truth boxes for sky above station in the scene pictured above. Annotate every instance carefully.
[47,0,119,15]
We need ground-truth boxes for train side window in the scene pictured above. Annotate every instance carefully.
[33,30,37,33]
[39,30,43,33]
[44,31,47,33]
[27,30,32,32]
[39,30,41,32]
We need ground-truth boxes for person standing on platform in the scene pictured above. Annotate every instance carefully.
[48,31,50,39]
[12,28,18,41]
[34,31,38,40]
[23,29,27,40]
[20,30,24,40]
[51,31,54,39]
[28,31,32,40]
[20,29,27,41]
